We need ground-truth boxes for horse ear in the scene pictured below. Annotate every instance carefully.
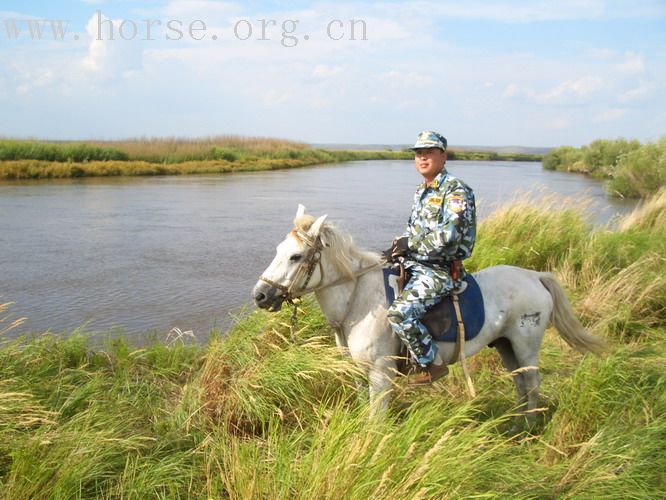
[309,214,328,237]
[295,204,306,219]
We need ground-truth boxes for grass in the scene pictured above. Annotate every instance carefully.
[0,136,309,164]
[1,192,664,498]
[0,136,542,180]
[0,136,414,180]
[0,153,412,180]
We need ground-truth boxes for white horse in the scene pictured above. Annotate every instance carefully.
[253,205,605,424]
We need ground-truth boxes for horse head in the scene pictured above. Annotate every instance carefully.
[253,204,328,311]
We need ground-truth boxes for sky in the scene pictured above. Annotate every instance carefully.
[0,0,664,147]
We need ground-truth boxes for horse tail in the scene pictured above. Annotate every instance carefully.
[539,273,606,355]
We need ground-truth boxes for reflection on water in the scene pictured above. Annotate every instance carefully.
[0,160,637,341]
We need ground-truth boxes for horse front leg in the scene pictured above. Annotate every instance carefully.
[333,326,348,349]
[367,357,397,417]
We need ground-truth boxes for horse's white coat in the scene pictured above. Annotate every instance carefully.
[253,206,604,422]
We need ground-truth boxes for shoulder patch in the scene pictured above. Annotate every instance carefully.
[447,194,466,213]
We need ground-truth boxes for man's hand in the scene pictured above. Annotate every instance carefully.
[382,236,409,263]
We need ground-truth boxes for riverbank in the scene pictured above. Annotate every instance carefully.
[1,190,663,498]
[0,137,542,180]
[543,137,665,198]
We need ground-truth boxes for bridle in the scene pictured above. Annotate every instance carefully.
[258,228,380,342]
[258,229,326,303]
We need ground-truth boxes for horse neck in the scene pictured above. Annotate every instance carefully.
[314,252,377,326]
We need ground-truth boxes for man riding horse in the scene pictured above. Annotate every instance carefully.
[384,131,477,385]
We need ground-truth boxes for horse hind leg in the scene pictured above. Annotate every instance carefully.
[510,336,542,432]
[495,332,542,432]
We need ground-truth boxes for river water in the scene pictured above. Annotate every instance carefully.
[0,160,637,342]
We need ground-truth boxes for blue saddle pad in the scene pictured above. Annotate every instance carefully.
[382,267,485,343]
[432,275,485,342]
[382,266,402,305]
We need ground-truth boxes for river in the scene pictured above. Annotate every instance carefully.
[0,160,637,342]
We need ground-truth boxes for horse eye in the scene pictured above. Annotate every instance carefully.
[290,254,302,262]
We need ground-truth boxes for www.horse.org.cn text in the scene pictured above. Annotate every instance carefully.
[2,10,369,48]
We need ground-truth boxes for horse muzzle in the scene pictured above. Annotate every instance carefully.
[252,280,287,311]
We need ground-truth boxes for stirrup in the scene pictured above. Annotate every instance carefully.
[452,280,468,295]
[407,363,449,385]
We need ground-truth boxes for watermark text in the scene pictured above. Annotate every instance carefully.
[2,10,368,48]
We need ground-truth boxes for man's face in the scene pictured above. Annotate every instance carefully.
[414,148,446,182]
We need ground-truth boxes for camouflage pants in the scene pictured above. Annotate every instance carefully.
[387,262,455,367]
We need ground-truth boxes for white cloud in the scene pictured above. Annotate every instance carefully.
[615,52,645,74]
[534,76,604,102]
[312,64,342,78]
[15,69,55,96]
[395,98,420,109]
[584,47,616,60]
[356,17,411,41]
[0,10,40,19]
[381,70,434,88]
[81,13,143,80]
[258,88,291,106]
[544,116,571,130]
[162,0,243,20]
[595,108,626,122]
[502,83,520,98]
[399,0,666,22]
[618,80,656,102]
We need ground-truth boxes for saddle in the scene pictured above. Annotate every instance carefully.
[382,263,485,342]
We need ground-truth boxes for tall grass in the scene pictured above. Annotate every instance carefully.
[447,150,543,162]
[1,193,664,498]
[0,136,411,171]
[0,137,545,180]
[0,151,415,180]
[468,190,666,339]
[465,192,591,271]
[0,158,320,180]
[0,136,306,163]
[0,332,204,498]
[0,140,129,162]
[0,149,414,180]
[96,135,310,163]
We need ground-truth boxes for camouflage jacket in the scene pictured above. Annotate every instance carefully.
[402,169,476,265]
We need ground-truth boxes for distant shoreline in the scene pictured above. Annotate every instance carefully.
[0,137,543,180]
[311,143,552,155]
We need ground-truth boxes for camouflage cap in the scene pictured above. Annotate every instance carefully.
[410,131,447,151]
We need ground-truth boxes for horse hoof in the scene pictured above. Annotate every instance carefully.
[509,424,522,436]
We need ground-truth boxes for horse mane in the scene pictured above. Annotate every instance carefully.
[293,214,381,278]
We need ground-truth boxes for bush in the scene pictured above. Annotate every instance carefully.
[543,137,665,198]
[582,138,641,177]
[542,145,584,171]
[609,138,666,198]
